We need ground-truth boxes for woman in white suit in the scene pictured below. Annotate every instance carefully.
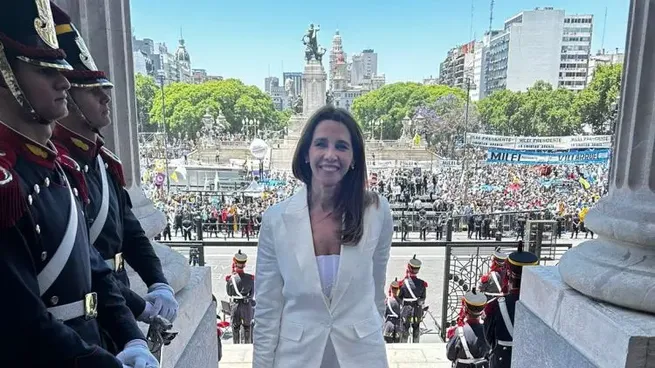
[253,106,393,368]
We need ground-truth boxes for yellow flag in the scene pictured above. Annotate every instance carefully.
[170,171,178,182]
[578,177,590,190]
[413,134,421,146]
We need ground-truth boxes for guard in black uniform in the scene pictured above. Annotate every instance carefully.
[383,278,403,343]
[0,2,157,366]
[446,289,490,367]
[226,250,255,344]
[477,248,508,301]
[484,241,538,368]
[398,255,428,342]
[49,6,178,348]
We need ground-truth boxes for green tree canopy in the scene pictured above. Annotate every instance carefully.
[573,63,623,134]
[148,78,285,138]
[135,73,158,131]
[478,81,581,136]
[351,82,466,139]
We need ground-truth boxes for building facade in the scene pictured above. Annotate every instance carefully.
[132,36,193,84]
[587,49,624,84]
[329,30,348,90]
[263,77,285,111]
[438,41,476,90]
[560,14,594,91]
[350,49,379,87]
[482,8,593,96]
[282,72,303,96]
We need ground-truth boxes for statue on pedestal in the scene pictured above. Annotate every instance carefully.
[302,23,326,63]
[293,96,303,114]
[326,90,334,106]
[284,78,296,98]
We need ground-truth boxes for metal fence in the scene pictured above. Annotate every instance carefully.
[438,241,572,340]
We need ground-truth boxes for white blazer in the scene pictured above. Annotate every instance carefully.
[253,186,393,368]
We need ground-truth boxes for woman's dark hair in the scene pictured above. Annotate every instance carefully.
[291,105,377,245]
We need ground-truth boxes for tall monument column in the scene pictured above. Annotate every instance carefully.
[558,0,655,314]
[511,1,655,367]
[53,0,165,235]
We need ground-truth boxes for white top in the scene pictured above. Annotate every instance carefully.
[316,255,341,368]
[316,255,340,299]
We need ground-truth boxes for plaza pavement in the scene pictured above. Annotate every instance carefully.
[219,343,451,367]
[168,231,585,347]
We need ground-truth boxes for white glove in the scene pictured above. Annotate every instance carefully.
[116,339,159,368]
[137,301,159,324]
[144,283,179,322]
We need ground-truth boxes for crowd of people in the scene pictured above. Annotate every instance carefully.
[142,159,608,242]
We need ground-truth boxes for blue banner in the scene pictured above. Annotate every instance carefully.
[486,149,611,164]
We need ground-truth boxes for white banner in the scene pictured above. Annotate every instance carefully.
[466,133,612,150]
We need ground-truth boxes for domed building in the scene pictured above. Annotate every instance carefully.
[174,34,192,83]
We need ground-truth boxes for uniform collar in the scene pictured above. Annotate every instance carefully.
[52,123,102,163]
[0,121,58,169]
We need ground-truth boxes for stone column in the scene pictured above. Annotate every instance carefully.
[302,59,327,117]
[558,0,655,314]
[51,3,218,367]
[53,0,166,237]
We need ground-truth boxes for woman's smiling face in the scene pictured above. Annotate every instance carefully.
[306,119,354,189]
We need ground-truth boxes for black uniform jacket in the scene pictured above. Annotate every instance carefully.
[398,275,427,303]
[53,126,168,317]
[446,321,490,367]
[384,296,402,320]
[484,291,518,368]
[0,123,143,367]
[226,271,255,299]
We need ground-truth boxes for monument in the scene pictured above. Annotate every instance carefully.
[511,1,655,367]
[286,23,327,139]
[52,1,218,367]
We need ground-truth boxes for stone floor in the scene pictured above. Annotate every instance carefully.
[219,343,451,367]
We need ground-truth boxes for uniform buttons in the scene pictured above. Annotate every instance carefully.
[28,195,33,205]
[40,251,47,261]
[35,224,41,234]
[50,296,59,306]
[73,188,79,197]
[84,165,89,172]
[104,163,109,169]
[44,177,50,187]
[34,184,40,194]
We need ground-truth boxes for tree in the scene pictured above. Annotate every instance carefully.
[134,73,158,131]
[351,82,466,139]
[149,79,284,139]
[414,94,481,156]
[573,63,623,134]
[478,81,581,136]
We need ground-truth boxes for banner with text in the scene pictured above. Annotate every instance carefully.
[486,149,611,164]
[466,133,612,150]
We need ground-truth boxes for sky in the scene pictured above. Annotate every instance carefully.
[130,0,629,89]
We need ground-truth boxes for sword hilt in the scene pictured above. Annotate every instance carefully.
[147,315,178,363]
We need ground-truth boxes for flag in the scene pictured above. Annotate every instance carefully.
[413,134,421,146]
[170,171,178,182]
[579,177,591,190]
